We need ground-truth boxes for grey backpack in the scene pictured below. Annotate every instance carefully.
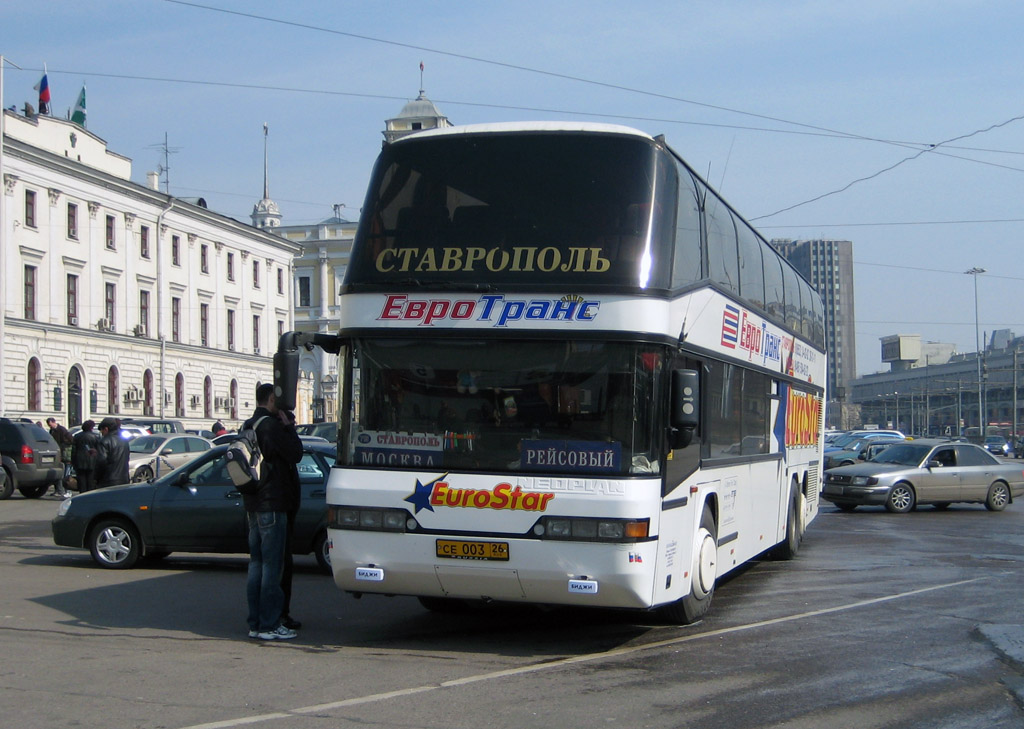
[224,416,270,493]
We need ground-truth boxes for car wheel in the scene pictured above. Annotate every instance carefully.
[885,483,916,513]
[18,484,49,499]
[0,467,14,500]
[132,465,155,483]
[985,482,1010,512]
[88,518,142,569]
[313,530,332,575]
[661,506,717,624]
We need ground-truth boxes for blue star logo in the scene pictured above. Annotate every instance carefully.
[404,473,448,514]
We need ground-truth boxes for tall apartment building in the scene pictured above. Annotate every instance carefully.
[771,238,857,408]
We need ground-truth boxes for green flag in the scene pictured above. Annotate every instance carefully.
[71,84,86,128]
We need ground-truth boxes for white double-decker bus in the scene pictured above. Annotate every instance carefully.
[275,122,826,622]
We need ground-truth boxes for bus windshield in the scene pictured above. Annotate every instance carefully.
[346,132,677,291]
[344,338,666,476]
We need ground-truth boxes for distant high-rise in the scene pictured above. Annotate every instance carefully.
[771,239,857,402]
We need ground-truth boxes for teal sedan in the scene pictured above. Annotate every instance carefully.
[52,443,336,571]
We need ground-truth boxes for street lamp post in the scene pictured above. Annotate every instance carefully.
[966,267,986,435]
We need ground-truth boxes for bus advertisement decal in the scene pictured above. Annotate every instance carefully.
[405,475,556,514]
[520,439,622,473]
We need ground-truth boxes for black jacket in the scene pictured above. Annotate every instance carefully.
[95,431,130,487]
[241,407,303,514]
[72,429,101,471]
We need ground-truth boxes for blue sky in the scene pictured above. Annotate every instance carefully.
[4,0,1024,376]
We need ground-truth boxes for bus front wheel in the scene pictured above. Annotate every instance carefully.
[661,507,717,625]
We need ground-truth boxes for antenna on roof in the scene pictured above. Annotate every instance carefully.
[148,132,181,194]
[419,61,425,97]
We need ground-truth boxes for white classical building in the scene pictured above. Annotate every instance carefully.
[0,110,300,429]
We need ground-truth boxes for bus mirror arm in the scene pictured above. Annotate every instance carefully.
[273,330,344,412]
[670,369,699,448]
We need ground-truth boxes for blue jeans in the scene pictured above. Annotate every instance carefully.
[247,511,288,632]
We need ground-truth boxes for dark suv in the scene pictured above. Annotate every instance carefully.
[0,418,62,499]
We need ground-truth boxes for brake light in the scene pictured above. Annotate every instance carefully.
[20,444,34,464]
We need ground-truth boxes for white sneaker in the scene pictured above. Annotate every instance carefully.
[256,625,297,641]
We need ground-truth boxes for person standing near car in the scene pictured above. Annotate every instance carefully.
[243,383,303,641]
[72,420,101,493]
[46,417,73,498]
[95,417,130,488]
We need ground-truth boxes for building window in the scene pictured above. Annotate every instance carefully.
[171,235,181,266]
[108,366,120,415]
[67,202,78,239]
[278,319,284,338]
[105,283,116,330]
[227,309,235,350]
[298,276,311,307]
[253,314,260,353]
[139,291,150,336]
[24,265,36,320]
[253,260,260,289]
[226,252,234,281]
[67,274,78,326]
[140,225,150,259]
[200,303,209,346]
[277,267,284,294]
[25,190,36,228]
[105,214,116,249]
[171,297,181,343]
[28,358,41,411]
[201,244,209,273]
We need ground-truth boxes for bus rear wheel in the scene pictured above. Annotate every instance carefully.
[772,483,804,560]
[661,507,717,625]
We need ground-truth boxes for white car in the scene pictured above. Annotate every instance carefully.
[128,434,213,482]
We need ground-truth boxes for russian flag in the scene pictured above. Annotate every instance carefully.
[34,70,51,115]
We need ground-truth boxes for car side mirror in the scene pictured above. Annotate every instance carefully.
[926,459,942,469]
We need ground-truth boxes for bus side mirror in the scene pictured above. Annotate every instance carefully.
[670,369,699,448]
[273,346,300,413]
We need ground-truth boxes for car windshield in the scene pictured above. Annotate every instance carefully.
[831,434,861,448]
[129,435,168,454]
[871,443,932,467]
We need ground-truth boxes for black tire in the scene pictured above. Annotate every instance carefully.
[0,467,15,500]
[661,507,717,624]
[18,484,49,499]
[132,465,155,483]
[313,530,332,575]
[88,518,142,569]
[885,482,916,513]
[773,483,804,560]
[985,482,1010,512]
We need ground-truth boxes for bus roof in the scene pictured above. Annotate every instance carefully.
[392,121,656,144]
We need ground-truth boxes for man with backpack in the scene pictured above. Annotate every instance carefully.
[242,383,303,641]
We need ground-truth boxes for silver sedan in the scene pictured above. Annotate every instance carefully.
[822,439,1024,513]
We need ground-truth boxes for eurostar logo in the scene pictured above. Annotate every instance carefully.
[404,473,448,514]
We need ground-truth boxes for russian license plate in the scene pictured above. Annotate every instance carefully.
[41,455,55,464]
[824,484,843,496]
[436,539,509,561]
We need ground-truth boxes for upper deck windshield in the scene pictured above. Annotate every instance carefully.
[344,338,666,476]
[346,131,677,291]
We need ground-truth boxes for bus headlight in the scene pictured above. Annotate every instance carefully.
[535,516,649,543]
[329,506,412,532]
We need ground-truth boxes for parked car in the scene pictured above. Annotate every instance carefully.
[119,418,186,434]
[983,435,1011,457]
[128,434,213,482]
[823,439,1024,513]
[296,422,337,442]
[0,418,63,499]
[52,442,336,571]
[824,436,906,469]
